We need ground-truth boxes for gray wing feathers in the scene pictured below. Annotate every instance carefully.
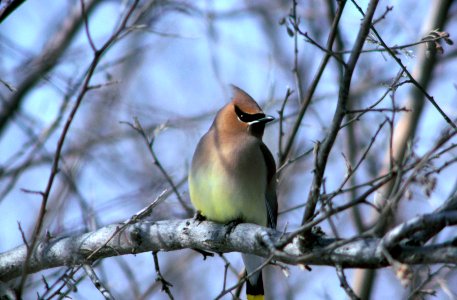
[259,143,278,229]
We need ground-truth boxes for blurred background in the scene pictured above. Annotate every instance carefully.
[1,0,457,299]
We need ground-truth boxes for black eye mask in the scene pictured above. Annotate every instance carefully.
[234,105,266,123]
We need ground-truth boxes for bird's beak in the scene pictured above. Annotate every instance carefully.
[247,115,275,126]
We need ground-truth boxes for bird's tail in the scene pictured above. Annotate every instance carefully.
[246,271,264,300]
[242,254,265,300]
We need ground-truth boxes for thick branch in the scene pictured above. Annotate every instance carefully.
[1,218,456,281]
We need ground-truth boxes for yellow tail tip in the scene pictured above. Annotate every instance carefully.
[247,294,264,300]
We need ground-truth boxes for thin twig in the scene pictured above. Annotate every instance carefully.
[0,0,26,23]
[325,119,388,204]
[0,78,17,92]
[152,252,174,299]
[41,190,167,298]
[18,1,140,295]
[82,264,115,300]
[278,88,293,161]
[340,70,405,129]
[290,0,304,108]
[276,147,313,175]
[372,5,393,25]
[80,0,97,52]
[346,107,410,114]
[280,0,348,164]
[301,0,380,226]
[374,128,457,234]
[277,176,388,248]
[336,32,451,55]
[215,254,275,300]
[86,189,168,261]
[302,32,347,66]
[351,0,457,131]
[336,265,361,300]
[0,0,101,135]
[122,118,192,214]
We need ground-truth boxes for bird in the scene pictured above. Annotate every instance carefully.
[188,85,277,300]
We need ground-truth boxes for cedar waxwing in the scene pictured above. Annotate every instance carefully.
[189,85,278,300]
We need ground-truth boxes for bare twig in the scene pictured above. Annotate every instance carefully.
[122,118,193,214]
[325,119,388,204]
[408,265,452,300]
[17,222,29,250]
[82,264,115,300]
[0,0,26,23]
[340,70,405,129]
[0,78,17,92]
[336,265,361,300]
[0,0,102,135]
[372,5,393,25]
[215,254,274,300]
[87,189,168,262]
[39,190,167,299]
[346,107,410,114]
[40,267,81,300]
[336,32,452,55]
[290,0,304,108]
[302,0,380,226]
[18,1,140,294]
[301,32,347,66]
[278,176,389,248]
[374,128,457,234]
[80,0,97,52]
[351,0,457,130]
[278,88,293,161]
[152,252,174,299]
[280,0,347,164]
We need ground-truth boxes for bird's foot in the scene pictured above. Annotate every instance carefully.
[224,218,242,236]
[193,211,206,224]
[192,248,214,260]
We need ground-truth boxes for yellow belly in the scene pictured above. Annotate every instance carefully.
[189,165,267,226]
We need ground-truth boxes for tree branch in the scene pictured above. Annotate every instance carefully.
[0,0,102,135]
[0,0,26,23]
[280,0,347,164]
[302,0,380,225]
[1,216,456,282]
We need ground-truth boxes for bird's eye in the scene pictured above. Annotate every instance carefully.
[234,105,265,123]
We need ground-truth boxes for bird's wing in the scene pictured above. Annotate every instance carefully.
[260,143,278,229]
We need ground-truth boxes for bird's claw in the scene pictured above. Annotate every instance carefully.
[194,211,206,224]
[224,219,242,237]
